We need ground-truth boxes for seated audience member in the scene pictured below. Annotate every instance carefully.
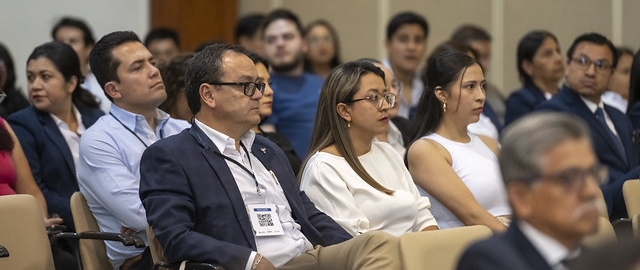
[451,24,506,124]
[602,47,634,113]
[52,16,110,113]
[1,116,78,270]
[0,42,30,118]
[457,112,604,270]
[504,30,564,126]
[299,60,438,236]
[383,11,429,120]
[77,31,189,270]
[159,53,193,122]
[144,28,181,67]
[8,41,104,232]
[536,33,640,220]
[248,53,302,173]
[262,9,324,159]
[139,43,400,270]
[628,49,640,128]
[304,20,342,78]
[235,13,266,57]
[407,50,510,232]
[361,58,411,158]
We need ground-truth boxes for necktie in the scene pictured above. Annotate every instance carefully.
[594,107,627,164]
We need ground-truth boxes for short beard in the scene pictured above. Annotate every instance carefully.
[271,53,303,73]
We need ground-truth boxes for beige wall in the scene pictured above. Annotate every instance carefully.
[240,0,640,96]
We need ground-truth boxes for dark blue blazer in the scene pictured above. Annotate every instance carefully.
[8,105,103,231]
[627,102,640,130]
[483,102,503,133]
[457,220,553,270]
[536,86,640,219]
[504,82,549,126]
[139,124,352,270]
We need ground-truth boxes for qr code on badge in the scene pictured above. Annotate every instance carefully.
[257,213,274,226]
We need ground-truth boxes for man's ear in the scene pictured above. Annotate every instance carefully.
[507,182,534,219]
[336,103,351,122]
[434,86,448,103]
[104,81,121,100]
[200,83,216,109]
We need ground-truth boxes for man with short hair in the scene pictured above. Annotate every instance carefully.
[144,28,181,67]
[536,33,640,220]
[457,112,603,270]
[139,43,400,270]
[52,16,111,112]
[261,8,323,159]
[235,13,266,57]
[77,31,189,270]
[383,11,428,120]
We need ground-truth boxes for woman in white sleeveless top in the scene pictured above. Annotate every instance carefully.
[299,60,438,237]
[407,50,510,232]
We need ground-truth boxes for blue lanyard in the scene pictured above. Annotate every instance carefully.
[214,142,261,196]
[109,112,164,148]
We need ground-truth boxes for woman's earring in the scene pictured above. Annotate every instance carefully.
[442,103,447,113]
[347,121,351,128]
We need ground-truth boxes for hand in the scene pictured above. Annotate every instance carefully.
[121,226,136,235]
[44,217,64,227]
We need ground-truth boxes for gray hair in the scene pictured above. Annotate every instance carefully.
[499,112,590,185]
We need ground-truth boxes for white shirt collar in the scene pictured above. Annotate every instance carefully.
[194,119,256,154]
[578,95,605,114]
[518,221,580,268]
[50,105,86,135]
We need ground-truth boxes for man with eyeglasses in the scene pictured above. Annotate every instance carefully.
[458,112,603,270]
[139,43,400,270]
[77,31,190,270]
[536,33,640,220]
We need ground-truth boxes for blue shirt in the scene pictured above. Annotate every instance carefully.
[77,104,189,269]
[266,72,322,159]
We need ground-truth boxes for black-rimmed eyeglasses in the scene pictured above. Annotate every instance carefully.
[344,92,396,110]
[208,82,266,96]
[570,57,612,72]
[530,164,608,192]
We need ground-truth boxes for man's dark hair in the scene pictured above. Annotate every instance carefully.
[144,28,180,48]
[451,24,491,44]
[235,14,266,42]
[89,31,141,101]
[51,16,96,46]
[566,33,618,69]
[185,43,249,114]
[386,11,429,41]
[261,8,304,36]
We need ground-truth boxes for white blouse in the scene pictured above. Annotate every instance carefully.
[300,142,437,237]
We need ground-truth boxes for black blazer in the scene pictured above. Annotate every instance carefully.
[139,124,352,269]
[8,105,103,231]
[504,82,549,126]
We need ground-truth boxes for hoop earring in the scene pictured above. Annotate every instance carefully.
[442,103,447,113]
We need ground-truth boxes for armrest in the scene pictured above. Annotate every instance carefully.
[49,231,146,248]
[154,261,224,270]
[0,244,9,258]
[612,218,632,241]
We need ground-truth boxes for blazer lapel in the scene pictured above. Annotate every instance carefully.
[189,125,257,249]
[37,110,75,175]
[507,222,554,270]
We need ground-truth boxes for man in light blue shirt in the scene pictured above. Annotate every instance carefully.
[77,31,189,270]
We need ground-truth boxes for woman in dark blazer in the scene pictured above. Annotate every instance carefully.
[504,30,564,126]
[8,41,103,231]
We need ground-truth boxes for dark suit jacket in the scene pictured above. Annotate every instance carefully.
[139,124,352,270]
[457,220,553,270]
[391,116,412,148]
[504,82,549,126]
[8,105,103,231]
[484,102,503,133]
[536,86,640,219]
[627,102,640,130]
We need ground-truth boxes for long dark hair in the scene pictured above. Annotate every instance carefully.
[28,41,99,109]
[410,50,479,143]
[516,30,559,84]
[0,118,13,151]
[627,49,640,113]
[0,42,18,93]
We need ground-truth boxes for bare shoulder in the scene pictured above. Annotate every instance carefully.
[407,137,451,163]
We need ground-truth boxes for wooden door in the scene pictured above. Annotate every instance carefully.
[150,0,238,52]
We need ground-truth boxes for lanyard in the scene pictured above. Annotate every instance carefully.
[109,112,164,148]
[214,142,261,196]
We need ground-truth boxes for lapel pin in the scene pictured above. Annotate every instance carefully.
[260,147,267,153]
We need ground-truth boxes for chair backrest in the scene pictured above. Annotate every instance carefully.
[633,213,640,237]
[623,179,640,218]
[595,189,609,220]
[399,225,492,270]
[70,191,112,270]
[583,216,617,248]
[0,194,55,270]
[146,225,167,264]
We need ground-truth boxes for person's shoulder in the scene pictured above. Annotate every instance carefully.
[7,105,37,121]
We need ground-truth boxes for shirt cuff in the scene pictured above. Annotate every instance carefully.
[244,251,257,270]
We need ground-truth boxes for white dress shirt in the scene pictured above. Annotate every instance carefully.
[50,105,85,167]
[519,221,580,270]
